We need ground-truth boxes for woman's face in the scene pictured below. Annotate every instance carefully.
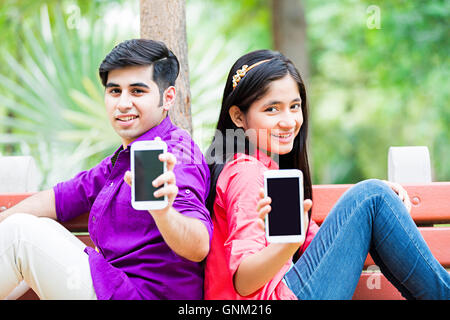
[230,74,303,156]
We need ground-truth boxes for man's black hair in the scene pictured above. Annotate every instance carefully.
[99,39,179,98]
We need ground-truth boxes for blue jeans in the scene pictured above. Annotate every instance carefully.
[284,179,450,300]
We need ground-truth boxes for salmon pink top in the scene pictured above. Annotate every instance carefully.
[204,151,319,300]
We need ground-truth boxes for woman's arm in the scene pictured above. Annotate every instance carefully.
[233,189,312,296]
[234,241,301,296]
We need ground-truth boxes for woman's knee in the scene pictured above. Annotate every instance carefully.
[340,179,394,212]
[354,179,391,197]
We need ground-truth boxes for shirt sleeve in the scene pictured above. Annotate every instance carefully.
[53,156,111,222]
[171,162,213,241]
[219,159,267,279]
[165,129,213,241]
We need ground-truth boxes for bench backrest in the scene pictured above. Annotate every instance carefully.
[311,182,450,225]
[1,182,449,229]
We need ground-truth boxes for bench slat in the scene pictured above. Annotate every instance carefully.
[312,182,450,225]
[354,271,450,300]
[78,234,95,248]
[0,193,34,209]
[364,227,450,268]
[61,212,89,232]
[354,273,404,300]
[19,272,445,300]
[0,193,89,232]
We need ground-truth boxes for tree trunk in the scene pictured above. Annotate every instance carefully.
[139,0,192,133]
[272,0,313,173]
[272,0,309,84]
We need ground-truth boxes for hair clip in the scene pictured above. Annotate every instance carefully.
[232,59,271,89]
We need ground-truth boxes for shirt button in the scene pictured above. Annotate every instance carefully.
[92,216,96,222]
[110,182,114,187]
[185,189,191,194]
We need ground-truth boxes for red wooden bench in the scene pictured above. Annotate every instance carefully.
[312,182,450,299]
[1,181,449,300]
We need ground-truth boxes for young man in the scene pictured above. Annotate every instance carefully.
[0,39,212,300]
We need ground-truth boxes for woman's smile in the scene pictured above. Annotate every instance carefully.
[270,131,295,144]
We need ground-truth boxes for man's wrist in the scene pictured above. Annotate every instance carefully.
[148,205,174,222]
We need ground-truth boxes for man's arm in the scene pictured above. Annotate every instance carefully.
[0,189,57,223]
[124,150,210,263]
[151,206,210,262]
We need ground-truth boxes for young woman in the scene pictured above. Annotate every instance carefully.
[204,49,450,300]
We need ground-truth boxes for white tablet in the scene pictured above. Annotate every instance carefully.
[131,140,168,210]
[264,169,305,243]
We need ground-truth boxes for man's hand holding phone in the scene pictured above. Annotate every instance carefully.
[124,137,178,216]
[124,137,209,262]
[147,151,178,215]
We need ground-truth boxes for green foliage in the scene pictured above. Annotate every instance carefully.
[306,0,450,183]
[0,0,448,189]
[187,0,268,151]
[190,0,449,183]
[0,1,133,188]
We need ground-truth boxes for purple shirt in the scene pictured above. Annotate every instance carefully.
[53,116,212,300]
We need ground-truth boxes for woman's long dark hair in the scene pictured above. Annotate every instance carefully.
[206,50,312,219]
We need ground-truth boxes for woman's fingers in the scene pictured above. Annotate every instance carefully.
[259,188,265,199]
[257,188,271,230]
[382,180,412,213]
[303,199,312,213]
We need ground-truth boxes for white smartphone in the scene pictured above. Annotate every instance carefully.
[264,169,305,243]
[131,140,168,211]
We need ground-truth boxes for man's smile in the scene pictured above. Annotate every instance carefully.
[115,114,140,128]
[116,114,139,122]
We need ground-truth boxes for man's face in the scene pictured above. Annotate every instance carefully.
[104,65,167,148]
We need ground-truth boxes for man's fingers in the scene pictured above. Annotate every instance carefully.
[153,184,178,199]
[152,171,176,188]
[124,171,132,186]
[159,152,177,171]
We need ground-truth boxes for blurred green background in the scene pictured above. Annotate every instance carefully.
[0,0,448,188]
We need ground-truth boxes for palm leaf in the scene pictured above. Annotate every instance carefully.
[0,3,128,187]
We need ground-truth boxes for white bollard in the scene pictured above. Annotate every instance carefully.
[388,146,432,183]
[0,156,41,192]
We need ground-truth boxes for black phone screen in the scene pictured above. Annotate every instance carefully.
[266,177,302,236]
[134,149,164,201]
